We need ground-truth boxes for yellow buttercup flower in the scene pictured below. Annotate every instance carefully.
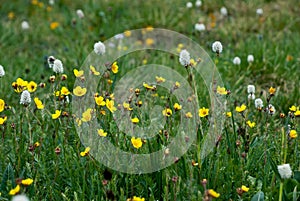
[246,120,256,128]
[8,11,15,20]
[0,116,7,125]
[52,110,61,119]
[155,76,166,83]
[131,117,139,124]
[241,185,249,192]
[106,99,117,113]
[175,81,180,88]
[236,104,246,113]
[124,30,131,37]
[81,108,93,122]
[217,86,227,95]
[111,62,119,74]
[162,108,172,117]
[73,86,87,97]
[289,105,297,112]
[208,189,220,198]
[123,102,133,111]
[34,142,40,147]
[9,185,20,195]
[143,82,155,90]
[95,96,105,106]
[131,137,143,149]
[21,178,33,186]
[0,99,5,112]
[145,38,154,46]
[27,81,37,93]
[90,65,100,75]
[185,112,193,118]
[269,87,276,95]
[131,196,145,201]
[289,130,297,139]
[61,86,70,96]
[34,97,44,109]
[73,69,84,77]
[80,147,90,157]
[97,129,107,137]
[199,107,209,117]
[50,22,59,30]
[190,58,197,66]
[295,110,300,117]
[226,112,232,117]
[174,103,182,111]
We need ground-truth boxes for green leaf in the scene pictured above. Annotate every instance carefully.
[268,155,281,180]
[294,171,300,183]
[251,191,264,201]
[293,186,298,201]
[0,163,14,192]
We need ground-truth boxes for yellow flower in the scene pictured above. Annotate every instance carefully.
[34,97,44,109]
[156,76,166,83]
[175,81,180,88]
[52,110,61,119]
[124,30,131,37]
[241,185,249,192]
[21,178,33,186]
[73,86,87,97]
[185,112,193,118]
[145,38,154,46]
[8,12,15,20]
[246,120,256,128]
[80,147,90,157]
[97,129,107,137]
[217,86,227,95]
[143,82,155,90]
[289,105,297,112]
[0,116,7,125]
[90,65,100,75]
[295,110,300,117]
[131,117,139,124]
[27,81,37,93]
[106,99,117,113]
[50,22,59,30]
[208,189,220,198]
[290,130,297,139]
[95,96,105,106]
[61,74,67,80]
[142,59,147,65]
[123,102,133,111]
[61,86,71,96]
[236,104,247,113]
[34,142,40,147]
[190,58,197,66]
[199,107,209,117]
[269,87,276,95]
[131,196,145,201]
[107,79,113,84]
[162,108,172,117]
[31,0,38,5]
[226,112,232,117]
[174,103,182,111]
[131,137,143,149]
[73,69,84,77]
[81,108,93,122]
[111,62,119,74]
[76,118,82,127]
[9,185,20,195]
[0,99,5,112]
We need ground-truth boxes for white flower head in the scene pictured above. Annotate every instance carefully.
[21,21,30,30]
[248,94,255,100]
[53,59,64,74]
[20,90,31,105]
[195,23,206,32]
[247,85,255,94]
[179,49,191,67]
[233,57,241,65]
[256,8,263,15]
[12,194,30,201]
[76,9,84,18]
[195,0,202,7]
[49,0,55,5]
[220,7,228,16]
[268,104,276,115]
[212,41,223,54]
[278,164,292,179]
[247,54,254,63]
[186,2,193,8]
[254,98,263,109]
[47,56,56,68]
[0,65,5,77]
[94,41,106,55]
[114,33,124,40]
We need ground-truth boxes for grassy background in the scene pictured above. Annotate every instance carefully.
[0,0,300,200]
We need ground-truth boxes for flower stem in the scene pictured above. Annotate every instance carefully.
[279,181,283,201]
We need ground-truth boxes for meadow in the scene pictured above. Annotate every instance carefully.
[0,0,300,200]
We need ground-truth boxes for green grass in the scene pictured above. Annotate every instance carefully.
[0,0,300,200]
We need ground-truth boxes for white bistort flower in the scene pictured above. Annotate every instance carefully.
[76,9,84,18]
[20,90,31,105]
[247,54,254,63]
[179,49,191,67]
[21,21,30,30]
[248,94,255,100]
[12,194,30,201]
[233,57,241,65]
[254,98,263,109]
[94,41,106,55]
[212,41,222,54]
[195,0,202,7]
[0,65,5,77]
[49,0,55,5]
[53,59,64,73]
[247,85,255,94]
[195,23,206,32]
[256,8,263,15]
[278,164,292,179]
[186,2,193,8]
[220,7,228,16]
